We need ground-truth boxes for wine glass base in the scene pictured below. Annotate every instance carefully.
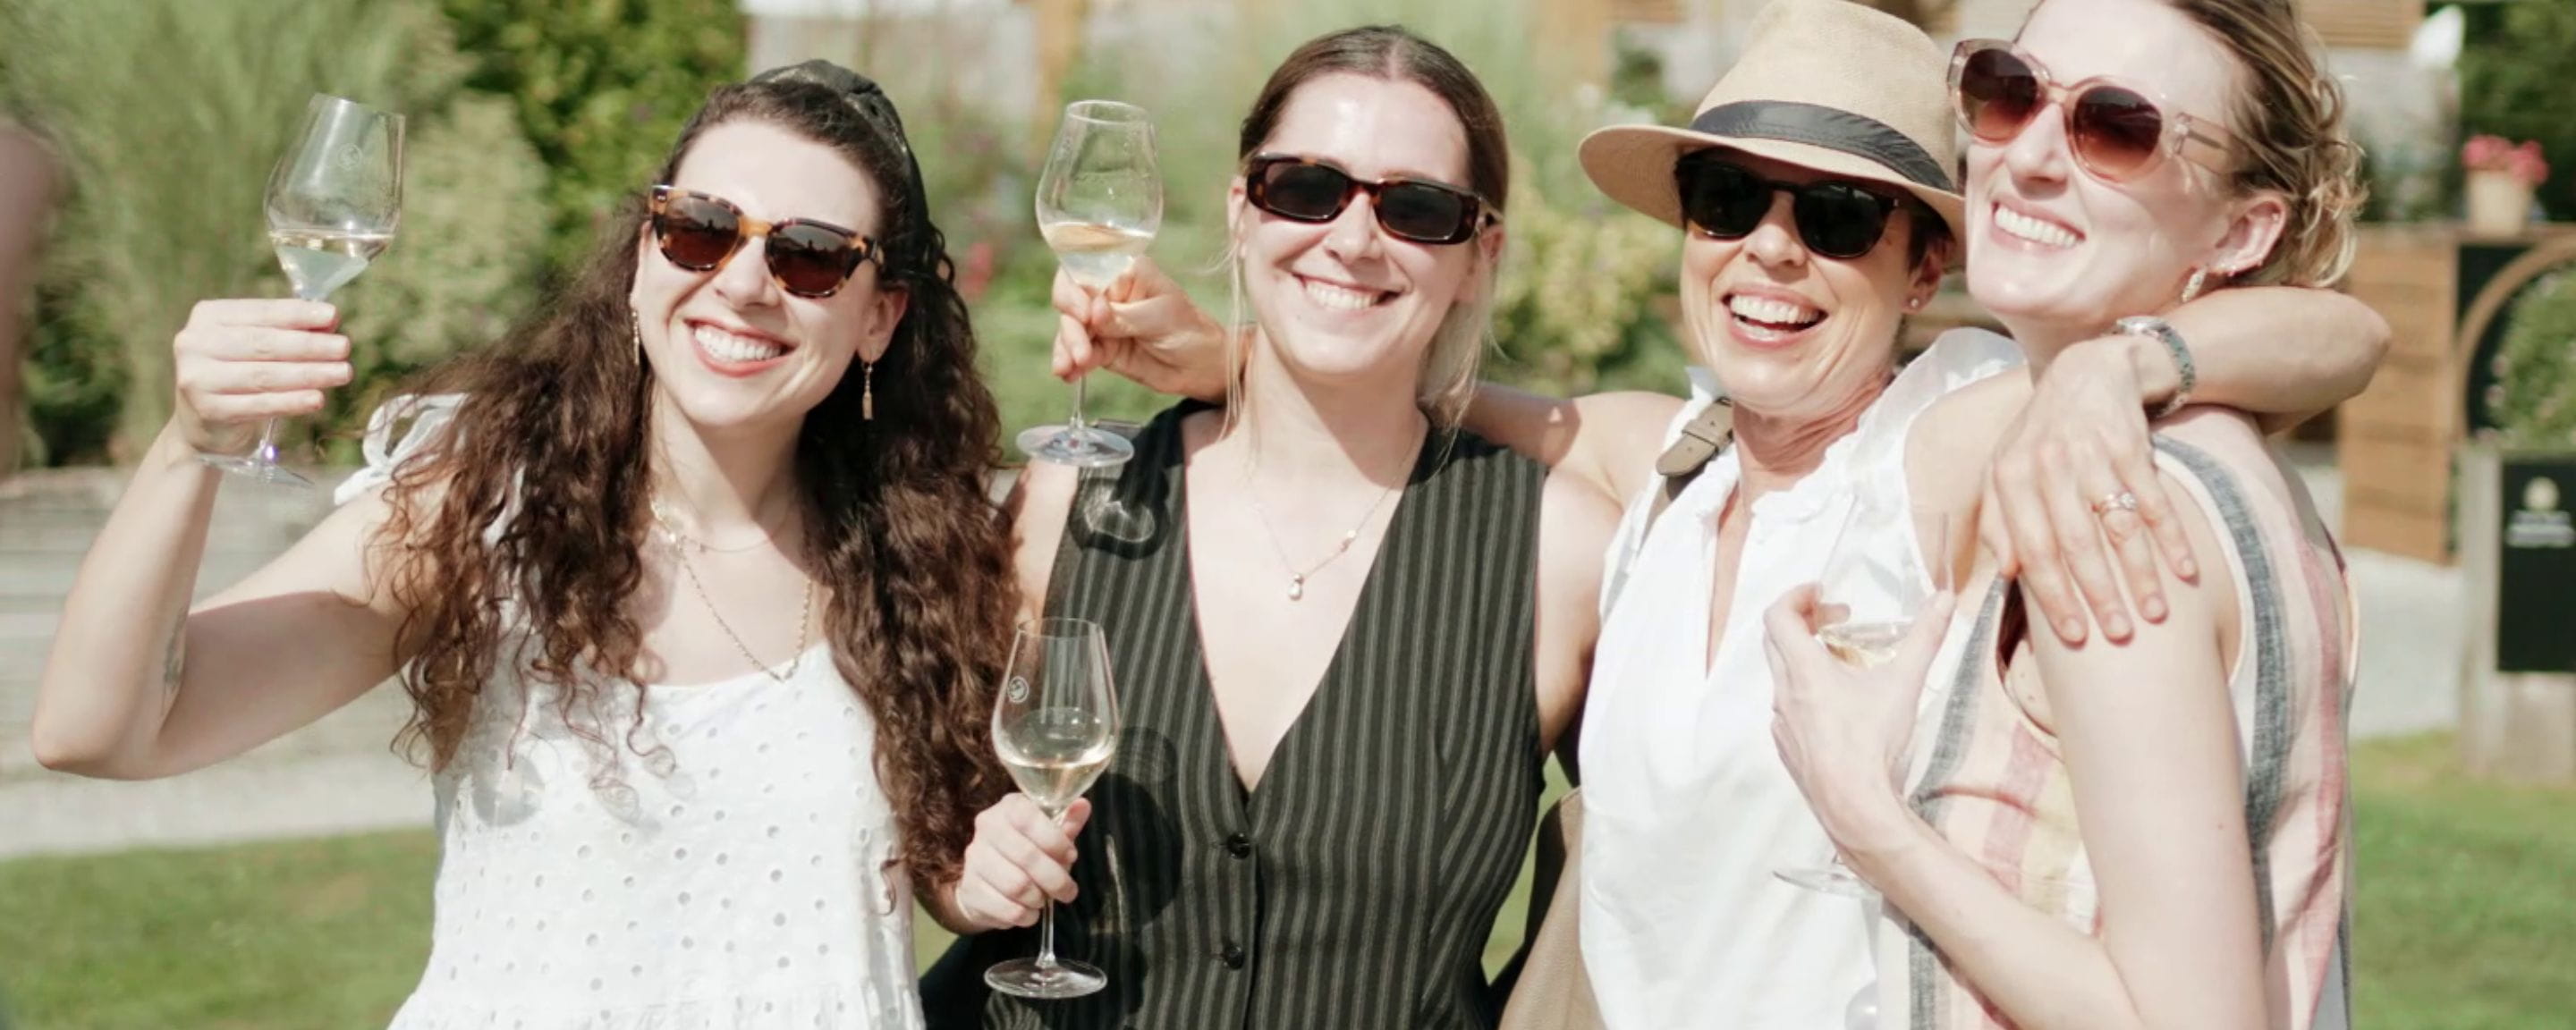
[1018,425,1135,469]
[985,958,1107,999]
[1775,864,1877,899]
[198,453,315,490]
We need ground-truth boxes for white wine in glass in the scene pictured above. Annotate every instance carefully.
[1775,494,1957,899]
[1020,100,1162,469]
[998,706,1115,814]
[268,228,392,301]
[1038,220,1155,292]
[986,617,1121,1000]
[203,94,403,488]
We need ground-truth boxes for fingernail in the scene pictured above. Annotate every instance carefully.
[2143,598,2167,621]
[2179,559,2199,579]
[2106,616,2131,639]
[2059,619,2085,640]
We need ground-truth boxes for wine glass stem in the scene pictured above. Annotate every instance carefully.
[250,419,284,465]
[1034,899,1063,972]
[1069,375,1091,432]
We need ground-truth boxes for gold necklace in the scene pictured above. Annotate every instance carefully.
[649,499,816,682]
[1240,467,1402,602]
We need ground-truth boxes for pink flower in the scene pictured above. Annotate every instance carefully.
[2464,134,2550,186]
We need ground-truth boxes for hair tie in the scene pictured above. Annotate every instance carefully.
[750,60,934,274]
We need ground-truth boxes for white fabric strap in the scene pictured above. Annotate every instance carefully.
[333,393,467,507]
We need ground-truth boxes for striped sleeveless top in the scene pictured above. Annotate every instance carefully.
[1886,414,2358,1029]
[968,401,1548,1030]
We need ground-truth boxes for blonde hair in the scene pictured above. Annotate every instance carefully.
[2163,0,2367,288]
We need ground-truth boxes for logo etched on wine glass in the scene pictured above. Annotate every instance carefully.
[1005,675,1031,704]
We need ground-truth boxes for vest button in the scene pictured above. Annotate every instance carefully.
[1217,941,1247,969]
[1224,832,1252,858]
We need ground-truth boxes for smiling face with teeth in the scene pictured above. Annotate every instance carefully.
[631,119,909,440]
[1962,0,2289,358]
[1229,73,1500,403]
[1679,148,1944,426]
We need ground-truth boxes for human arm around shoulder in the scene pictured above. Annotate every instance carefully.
[2152,284,2386,433]
[1533,466,1618,768]
[1051,258,1682,508]
[31,300,403,779]
[1835,453,2266,1030]
[1980,285,2384,647]
[1463,387,1681,509]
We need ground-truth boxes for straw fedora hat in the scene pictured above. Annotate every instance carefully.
[1580,0,1962,240]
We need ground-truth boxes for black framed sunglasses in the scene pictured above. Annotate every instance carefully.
[1673,153,1904,260]
[1242,154,1496,246]
[648,185,880,299]
[1948,39,2234,182]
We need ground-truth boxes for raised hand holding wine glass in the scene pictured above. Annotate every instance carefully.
[1020,100,1161,468]
[199,93,403,487]
[985,617,1121,999]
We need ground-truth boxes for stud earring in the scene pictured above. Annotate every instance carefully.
[2181,267,2208,304]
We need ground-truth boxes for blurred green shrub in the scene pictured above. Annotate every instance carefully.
[438,0,744,276]
[0,0,547,464]
[2460,0,2576,221]
[2488,269,2576,449]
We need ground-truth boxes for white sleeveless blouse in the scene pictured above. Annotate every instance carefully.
[1579,331,2022,1030]
[341,396,926,1030]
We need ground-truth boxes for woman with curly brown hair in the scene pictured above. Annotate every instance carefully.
[31,61,1011,1028]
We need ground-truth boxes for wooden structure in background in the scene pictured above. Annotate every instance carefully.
[2337,226,2462,563]
[2303,0,2425,48]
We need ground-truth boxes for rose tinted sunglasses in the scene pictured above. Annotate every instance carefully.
[1674,152,1904,260]
[1948,39,2235,182]
[648,185,880,299]
[1242,154,1496,246]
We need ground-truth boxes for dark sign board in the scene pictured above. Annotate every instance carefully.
[2497,452,2576,673]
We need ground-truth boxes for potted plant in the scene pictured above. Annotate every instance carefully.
[2464,133,2550,235]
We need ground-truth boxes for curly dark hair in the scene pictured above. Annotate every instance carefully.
[372,69,1013,887]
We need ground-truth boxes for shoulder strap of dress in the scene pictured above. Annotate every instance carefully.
[1646,396,1733,529]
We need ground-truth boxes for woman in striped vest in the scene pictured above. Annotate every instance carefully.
[1766,0,2361,1026]
[920,25,1619,1030]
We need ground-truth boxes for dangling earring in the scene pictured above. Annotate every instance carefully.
[2181,267,2208,304]
[628,307,644,367]
[860,360,875,421]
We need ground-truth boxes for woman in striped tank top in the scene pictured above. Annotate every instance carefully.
[1766,1,2360,1027]
[919,26,1620,1030]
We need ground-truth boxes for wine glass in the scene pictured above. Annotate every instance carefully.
[1019,100,1162,468]
[986,617,1121,1000]
[1776,490,1954,899]
[202,94,404,488]
[1778,493,1959,1030]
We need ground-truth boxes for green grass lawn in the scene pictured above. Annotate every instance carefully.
[1,733,2567,1029]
